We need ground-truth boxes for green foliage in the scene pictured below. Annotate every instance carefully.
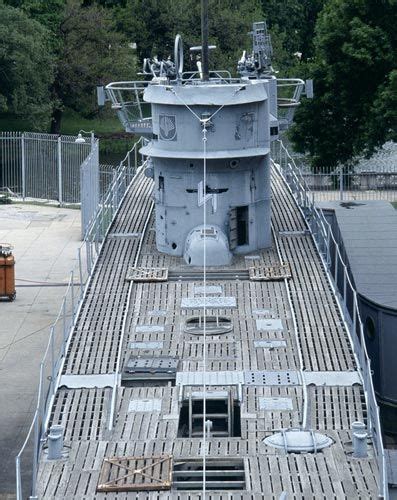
[51,0,136,123]
[261,0,325,61]
[290,0,397,170]
[0,3,55,129]
[114,0,264,76]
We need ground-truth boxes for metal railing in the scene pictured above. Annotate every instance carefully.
[288,141,397,202]
[0,132,94,204]
[15,137,146,500]
[271,139,388,498]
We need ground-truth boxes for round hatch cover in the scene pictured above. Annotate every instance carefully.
[263,428,333,453]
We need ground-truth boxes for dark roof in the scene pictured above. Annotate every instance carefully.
[319,200,397,309]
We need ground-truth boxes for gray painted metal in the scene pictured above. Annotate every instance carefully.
[135,325,165,333]
[319,200,397,308]
[259,397,293,410]
[304,371,361,386]
[128,399,162,412]
[254,340,287,348]
[59,374,115,388]
[194,285,223,295]
[256,318,283,331]
[181,296,237,309]
[125,357,179,372]
[176,371,244,386]
[264,429,333,452]
[244,371,300,386]
[129,341,164,349]
[141,79,272,262]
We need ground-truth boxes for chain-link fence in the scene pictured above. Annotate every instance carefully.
[15,137,146,500]
[271,139,388,498]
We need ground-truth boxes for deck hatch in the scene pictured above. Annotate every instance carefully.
[173,458,245,490]
[122,357,179,385]
[97,455,172,492]
[177,389,241,438]
[184,315,232,336]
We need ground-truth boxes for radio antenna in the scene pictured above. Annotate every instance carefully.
[201,0,209,81]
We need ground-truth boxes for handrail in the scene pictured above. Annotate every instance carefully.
[15,137,146,500]
[272,139,388,499]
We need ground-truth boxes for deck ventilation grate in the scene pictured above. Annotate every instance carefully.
[249,263,291,281]
[126,266,168,282]
[122,357,178,385]
[97,455,172,492]
[173,458,245,490]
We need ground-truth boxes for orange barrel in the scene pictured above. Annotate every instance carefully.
[0,243,16,301]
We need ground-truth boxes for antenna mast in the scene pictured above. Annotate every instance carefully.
[201,0,209,81]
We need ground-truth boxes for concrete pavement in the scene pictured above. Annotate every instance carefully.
[0,203,81,498]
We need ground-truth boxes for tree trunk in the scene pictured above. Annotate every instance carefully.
[50,108,63,135]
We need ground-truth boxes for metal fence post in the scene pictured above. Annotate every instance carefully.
[15,456,21,500]
[50,326,56,396]
[71,271,75,325]
[62,299,67,352]
[57,137,63,206]
[78,247,84,297]
[21,133,26,200]
[339,165,343,201]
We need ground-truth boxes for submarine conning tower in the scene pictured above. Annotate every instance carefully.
[140,79,272,266]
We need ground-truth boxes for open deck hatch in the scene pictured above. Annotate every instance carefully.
[178,389,241,438]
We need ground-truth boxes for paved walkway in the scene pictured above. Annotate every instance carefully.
[0,203,81,498]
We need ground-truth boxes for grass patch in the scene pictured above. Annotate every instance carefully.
[391,202,397,210]
[60,108,124,135]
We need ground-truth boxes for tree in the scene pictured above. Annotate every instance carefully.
[290,0,397,170]
[0,3,55,129]
[114,0,264,76]
[49,0,136,133]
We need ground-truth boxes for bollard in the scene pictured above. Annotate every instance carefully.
[353,431,368,458]
[47,425,64,460]
[352,421,366,434]
[351,421,367,458]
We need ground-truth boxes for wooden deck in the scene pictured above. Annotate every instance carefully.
[37,167,380,499]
